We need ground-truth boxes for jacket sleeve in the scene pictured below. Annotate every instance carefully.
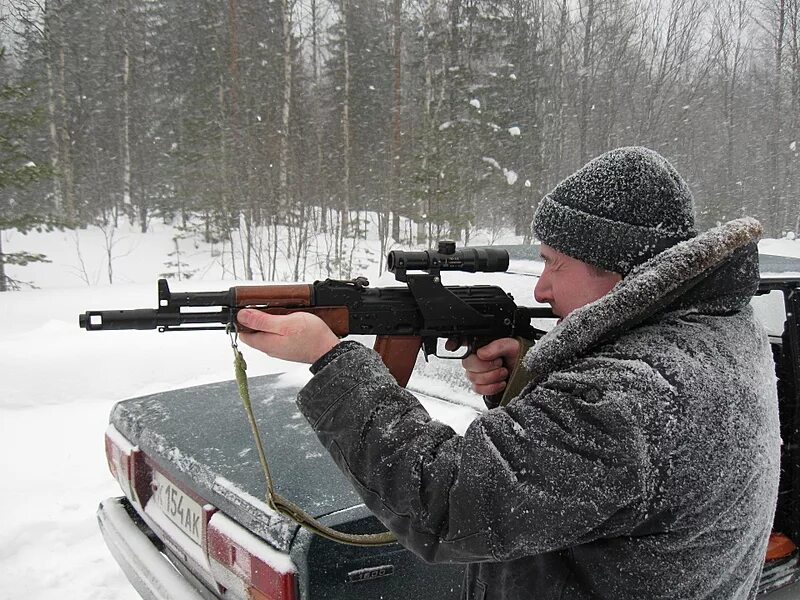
[296,341,652,564]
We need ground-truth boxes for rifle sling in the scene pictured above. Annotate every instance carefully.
[231,340,398,547]
[499,336,537,406]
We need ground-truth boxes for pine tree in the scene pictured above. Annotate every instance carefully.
[0,47,58,291]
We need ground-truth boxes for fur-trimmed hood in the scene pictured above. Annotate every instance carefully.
[522,217,763,386]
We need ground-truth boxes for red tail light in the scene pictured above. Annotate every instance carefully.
[767,531,798,562]
[105,425,295,598]
[104,425,152,506]
[105,425,135,496]
[207,512,297,600]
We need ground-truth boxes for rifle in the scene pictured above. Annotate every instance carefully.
[81,241,553,546]
[79,241,552,387]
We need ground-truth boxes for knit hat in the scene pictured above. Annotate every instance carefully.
[532,147,697,275]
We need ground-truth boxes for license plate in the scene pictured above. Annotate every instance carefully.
[152,470,203,546]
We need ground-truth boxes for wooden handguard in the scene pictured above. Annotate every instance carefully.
[232,285,424,387]
[373,336,423,387]
[246,306,422,387]
[233,284,314,307]
[259,307,351,337]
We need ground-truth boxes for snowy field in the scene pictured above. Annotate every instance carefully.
[0,222,798,600]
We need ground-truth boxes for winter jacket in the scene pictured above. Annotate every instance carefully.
[295,217,781,600]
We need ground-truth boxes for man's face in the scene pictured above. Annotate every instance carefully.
[534,244,622,319]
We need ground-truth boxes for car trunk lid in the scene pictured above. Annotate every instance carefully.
[109,372,365,552]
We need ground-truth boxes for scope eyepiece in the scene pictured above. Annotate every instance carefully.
[387,243,509,274]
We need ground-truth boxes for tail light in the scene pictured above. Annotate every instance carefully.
[105,425,296,598]
[207,512,297,600]
[767,531,798,562]
[104,425,152,506]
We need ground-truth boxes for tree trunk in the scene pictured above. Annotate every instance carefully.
[772,0,786,235]
[218,78,237,279]
[44,56,63,215]
[279,0,292,215]
[389,0,402,243]
[0,233,6,292]
[121,0,132,215]
[43,1,73,222]
[311,0,327,233]
[340,0,352,275]
[578,0,595,164]
[53,6,75,221]
[787,0,800,230]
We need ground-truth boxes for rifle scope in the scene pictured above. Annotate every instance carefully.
[387,241,509,274]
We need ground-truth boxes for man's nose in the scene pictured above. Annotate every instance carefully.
[534,272,552,304]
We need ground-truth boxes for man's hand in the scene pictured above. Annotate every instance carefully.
[448,337,521,397]
[236,309,339,364]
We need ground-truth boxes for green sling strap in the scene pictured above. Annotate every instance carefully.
[229,332,397,547]
[230,331,537,545]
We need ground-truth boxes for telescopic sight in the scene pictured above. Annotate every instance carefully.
[386,245,509,274]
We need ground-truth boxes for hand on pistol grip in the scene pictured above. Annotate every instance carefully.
[445,337,521,398]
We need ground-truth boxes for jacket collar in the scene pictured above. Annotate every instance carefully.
[521,218,763,386]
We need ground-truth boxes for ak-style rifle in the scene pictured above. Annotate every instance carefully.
[82,241,554,546]
[79,241,552,386]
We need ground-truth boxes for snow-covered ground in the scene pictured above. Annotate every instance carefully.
[0,222,798,599]
[0,221,508,600]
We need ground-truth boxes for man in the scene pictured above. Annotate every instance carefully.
[237,147,780,599]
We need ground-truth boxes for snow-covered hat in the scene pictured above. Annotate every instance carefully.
[532,147,697,275]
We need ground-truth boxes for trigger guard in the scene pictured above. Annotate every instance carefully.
[435,342,472,360]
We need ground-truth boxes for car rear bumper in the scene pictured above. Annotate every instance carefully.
[98,496,217,600]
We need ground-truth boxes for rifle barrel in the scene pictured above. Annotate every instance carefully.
[79,308,230,331]
[80,309,162,331]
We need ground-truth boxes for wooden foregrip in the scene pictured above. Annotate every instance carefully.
[234,284,314,307]
[261,307,351,337]
[373,336,423,387]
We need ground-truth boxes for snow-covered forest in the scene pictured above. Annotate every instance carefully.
[2,0,800,293]
[5,3,800,598]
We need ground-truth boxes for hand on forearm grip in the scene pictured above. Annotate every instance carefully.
[236,309,339,364]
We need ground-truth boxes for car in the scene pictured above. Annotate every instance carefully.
[97,252,800,599]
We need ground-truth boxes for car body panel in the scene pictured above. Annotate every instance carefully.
[111,373,359,551]
[109,371,480,554]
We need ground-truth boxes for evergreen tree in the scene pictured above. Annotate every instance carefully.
[0,47,58,291]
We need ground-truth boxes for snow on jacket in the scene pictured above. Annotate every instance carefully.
[296,217,780,600]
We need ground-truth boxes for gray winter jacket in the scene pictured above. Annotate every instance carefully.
[296,217,780,600]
